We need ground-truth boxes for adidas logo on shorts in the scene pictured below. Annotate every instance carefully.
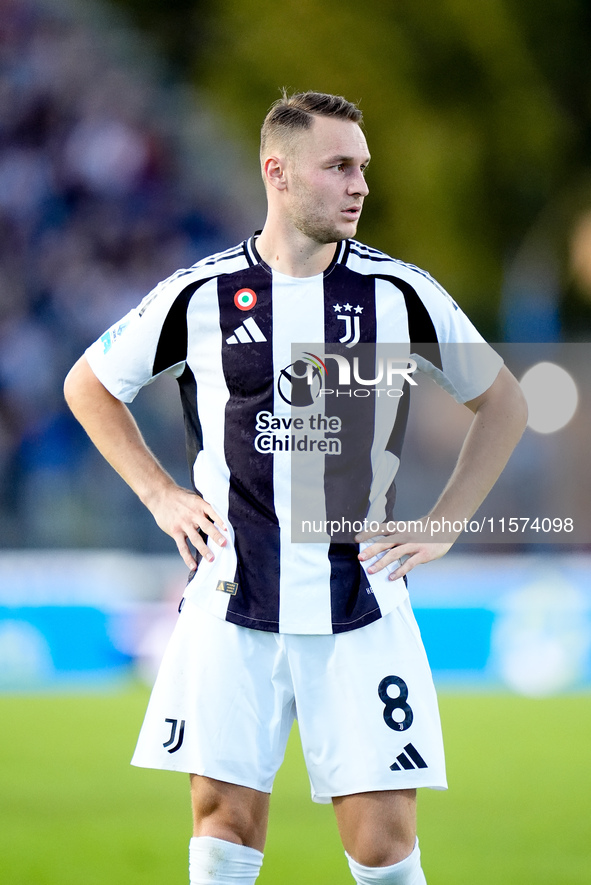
[389,743,428,772]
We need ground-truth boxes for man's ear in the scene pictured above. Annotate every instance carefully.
[263,155,288,191]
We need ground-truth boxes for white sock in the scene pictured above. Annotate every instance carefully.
[346,838,427,885]
[189,836,263,884]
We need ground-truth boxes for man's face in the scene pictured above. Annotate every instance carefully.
[284,116,370,245]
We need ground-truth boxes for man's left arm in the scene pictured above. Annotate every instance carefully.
[357,365,528,580]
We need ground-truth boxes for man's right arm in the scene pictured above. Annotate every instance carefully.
[63,355,227,569]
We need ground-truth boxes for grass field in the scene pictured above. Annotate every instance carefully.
[1,685,589,884]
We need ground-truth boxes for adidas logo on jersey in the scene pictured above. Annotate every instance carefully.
[389,743,428,772]
[226,317,267,344]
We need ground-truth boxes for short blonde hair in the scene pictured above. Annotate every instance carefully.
[260,90,363,164]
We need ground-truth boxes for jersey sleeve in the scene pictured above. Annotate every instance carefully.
[410,275,503,403]
[84,275,190,402]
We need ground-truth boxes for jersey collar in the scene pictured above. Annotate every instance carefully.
[246,232,349,277]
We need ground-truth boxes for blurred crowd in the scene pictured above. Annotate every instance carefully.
[0,0,242,549]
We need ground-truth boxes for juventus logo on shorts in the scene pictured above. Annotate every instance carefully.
[163,718,185,753]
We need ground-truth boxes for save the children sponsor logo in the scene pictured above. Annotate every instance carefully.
[254,410,342,454]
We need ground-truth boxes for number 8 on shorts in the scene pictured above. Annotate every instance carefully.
[378,675,414,732]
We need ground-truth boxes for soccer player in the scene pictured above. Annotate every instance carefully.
[64,91,527,885]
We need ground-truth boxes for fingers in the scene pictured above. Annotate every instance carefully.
[355,527,390,542]
[359,541,416,579]
[174,521,225,571]
[383,549,426,582]
[358,539,453,580]
[153,488,229,570]
[199,500,228,547]
[180,504,228,569]
[175,534,201,571]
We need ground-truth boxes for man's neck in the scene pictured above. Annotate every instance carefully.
[255,224,338,278]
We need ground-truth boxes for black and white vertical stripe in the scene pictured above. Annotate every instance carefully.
[85,235,502,635]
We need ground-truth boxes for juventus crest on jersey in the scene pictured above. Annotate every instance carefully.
[86,235,502,635]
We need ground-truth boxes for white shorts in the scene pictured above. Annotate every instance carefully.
[131,598,447,802]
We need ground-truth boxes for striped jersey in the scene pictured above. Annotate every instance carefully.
[86,234,503,634]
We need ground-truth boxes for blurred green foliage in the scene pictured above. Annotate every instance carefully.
[111,0,591,335]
